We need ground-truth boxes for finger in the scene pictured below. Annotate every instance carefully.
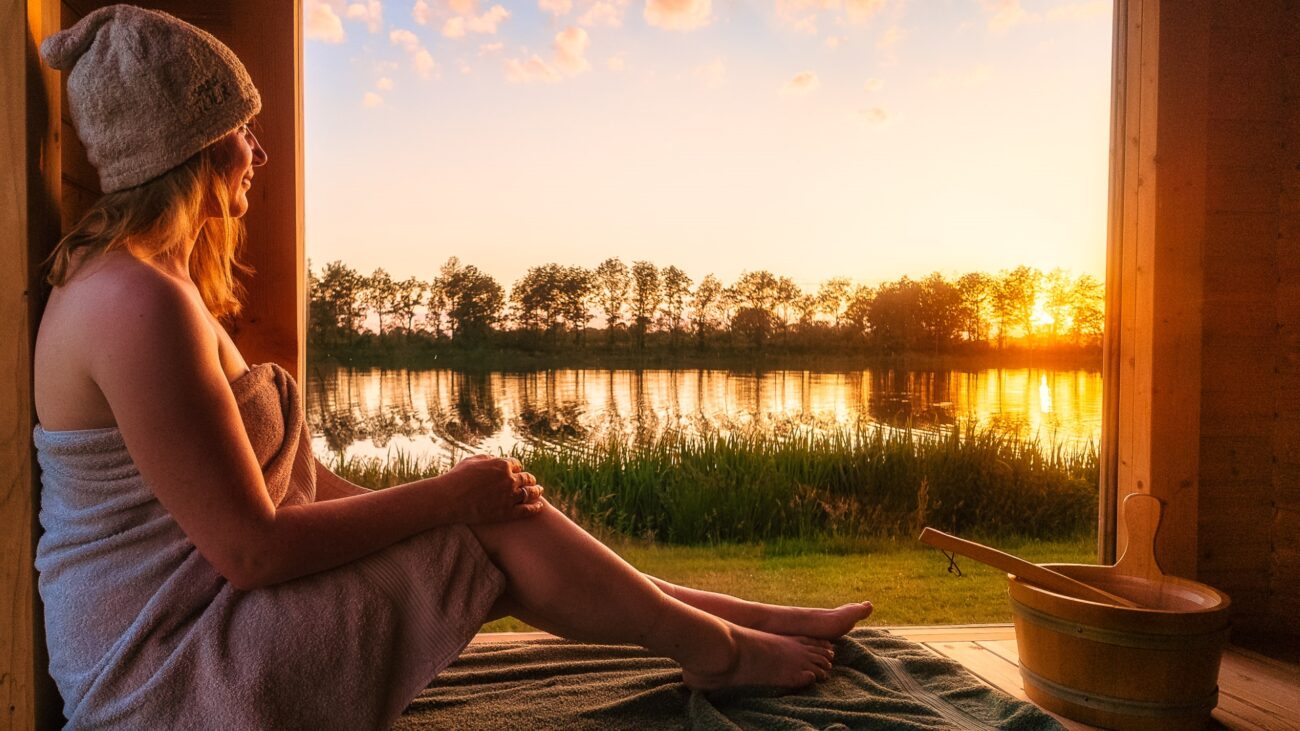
[505,457,523,473]
[517,471,538,487]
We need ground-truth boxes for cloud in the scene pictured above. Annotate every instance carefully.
[390,28,421,51]
[876,24,902,65]
[479,41,504,54]
[863,77,883,92]
[363,91,384,107]
[457,59,474,74]
[413,0,431,24]
[606,53,627,71]
[377,76,395,89]
[390,28,439,78]
[305,0,346,42]
[580,1,627,27]
[554,27,591,73]
[346,0,383,33]
[981,0,1028,32]
[540,0,572,15]
[414,48,439,78]
[858,106,888,124]
[505,55,563,83]
[781,70,820,95]
[644,0,711,31]
[443,4,510,37]
[824,35,845,49]
[1046,0,1111,21]
[502,26,592,83]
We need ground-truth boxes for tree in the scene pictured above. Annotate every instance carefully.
[312,260,366,344]
[593,257,630,346]
[660,265,692,348]
[992,266,1038,347]
[629,261,660,350]
[389,276,428,333]
[557,266,594,344]
[362,268,395,335]
[867,277,923,352]
[731,307,776,350]
[771,276,803,336]
[917,272,963,353]
[842,284,875,341]
[956,272,993,344]
[511,264,566,339]
[1069,274,1104,345]
[689,274,723,350]
[1042,268,1073,345]
[439,259,504,343]
[815,277,852,327]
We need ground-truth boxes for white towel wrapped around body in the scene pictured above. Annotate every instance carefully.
[34,362,505,729]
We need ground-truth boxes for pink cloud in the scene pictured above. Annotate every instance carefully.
[644,0,711,31]
[554,27,591,74]
[782,71,820,95]
[505,55,563,83]
[305,0,345,42]
[580,1,627,27]
[694,57,726,88]
[345,0,383,33]
[390,28,421,51]
[539,0,573,15]
[413,0,431,24]
[443,4,510,37]
[363,91,384,107]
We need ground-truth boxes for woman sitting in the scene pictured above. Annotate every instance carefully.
[33,5,872,729]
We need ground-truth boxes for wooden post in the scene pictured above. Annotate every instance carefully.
[1110,0,1208,579]
[3,0,63,727]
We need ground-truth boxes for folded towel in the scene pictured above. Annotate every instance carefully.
[396,629,1062,730]
[35,362,505,730]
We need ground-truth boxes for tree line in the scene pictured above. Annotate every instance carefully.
[308,257,1104,356]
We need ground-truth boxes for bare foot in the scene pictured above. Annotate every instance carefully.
[681,626,835,691]
[751,601,874,640]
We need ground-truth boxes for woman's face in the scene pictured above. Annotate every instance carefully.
[207,122,268,218]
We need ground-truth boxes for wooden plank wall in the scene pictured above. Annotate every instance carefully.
[1268,0,1300,641]
[1196,0,1298,646]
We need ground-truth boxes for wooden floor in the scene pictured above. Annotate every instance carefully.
[472,624,1300,730]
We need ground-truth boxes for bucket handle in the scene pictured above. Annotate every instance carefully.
[1114,493,1166,580]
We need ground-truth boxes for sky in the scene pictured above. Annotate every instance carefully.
[302,0,1113,292]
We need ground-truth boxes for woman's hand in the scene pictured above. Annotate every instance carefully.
[434,455,546,524]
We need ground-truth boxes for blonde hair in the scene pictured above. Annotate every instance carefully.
[45,144,250,319]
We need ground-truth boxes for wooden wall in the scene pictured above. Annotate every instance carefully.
[1195,0,1300,646]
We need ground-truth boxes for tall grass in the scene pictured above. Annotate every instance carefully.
[327,424,1097,544]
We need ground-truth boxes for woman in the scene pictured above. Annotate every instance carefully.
[34,5,872,729]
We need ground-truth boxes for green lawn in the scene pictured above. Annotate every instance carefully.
[480,534,1096,632]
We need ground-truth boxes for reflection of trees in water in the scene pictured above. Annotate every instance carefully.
[513,401,589,443]
[866,369,957,429]
[428,371,503,447]
[314,405,427,452]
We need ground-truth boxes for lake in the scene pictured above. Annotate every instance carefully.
[305,365,1103,465]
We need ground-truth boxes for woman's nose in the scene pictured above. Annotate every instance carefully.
[251,135,268,167]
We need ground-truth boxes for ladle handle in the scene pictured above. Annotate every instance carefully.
[919,528,1140,609]
[1114,493,1166,580]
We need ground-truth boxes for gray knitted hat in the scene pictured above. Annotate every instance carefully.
[40,4,262,193]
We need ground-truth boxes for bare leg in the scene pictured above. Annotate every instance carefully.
[646,577,872,640]
[469,501,834,690]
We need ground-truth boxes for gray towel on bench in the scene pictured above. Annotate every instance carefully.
[395,628,1062,730]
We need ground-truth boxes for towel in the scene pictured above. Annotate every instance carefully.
[396,629,1062,730]
[34,362,506,730]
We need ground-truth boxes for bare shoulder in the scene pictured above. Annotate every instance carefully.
[35,253,218,429]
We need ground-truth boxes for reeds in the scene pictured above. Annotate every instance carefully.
[327,424,1098,544]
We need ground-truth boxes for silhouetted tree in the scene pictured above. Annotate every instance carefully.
[630,261,660,350]
[690,274,723,349]
[956,272,993,344]
[593,257,630,346]
[660,265,692,348]
[816,277,852,327]
[440,260,504,343]
[1070,274,1104,345]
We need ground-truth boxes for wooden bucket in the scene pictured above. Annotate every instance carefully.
[1008,495,1231,730]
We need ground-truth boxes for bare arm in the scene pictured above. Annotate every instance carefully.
[93,274,542,590]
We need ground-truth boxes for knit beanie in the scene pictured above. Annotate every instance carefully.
[40,4,262,193]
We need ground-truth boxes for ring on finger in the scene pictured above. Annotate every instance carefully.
[515,486,529,505]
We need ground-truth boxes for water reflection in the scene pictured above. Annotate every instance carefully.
[305,365,1103,462]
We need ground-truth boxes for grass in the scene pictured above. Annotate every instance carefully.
[329,424,1098,544]
[479,533,1097,632]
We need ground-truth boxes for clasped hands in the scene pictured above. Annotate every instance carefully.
[439,454,546,524]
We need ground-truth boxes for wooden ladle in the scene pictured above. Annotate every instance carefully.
[919,527,1142,609]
